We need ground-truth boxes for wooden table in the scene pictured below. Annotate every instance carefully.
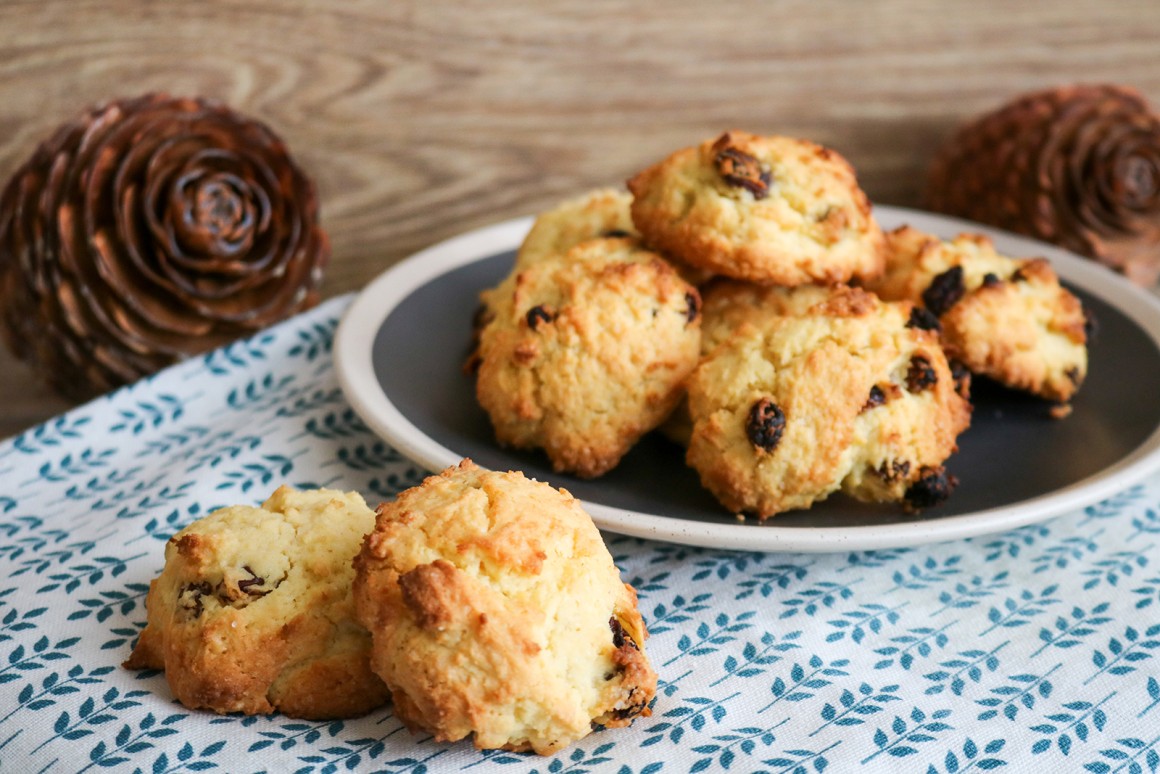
[2,0,1158,440]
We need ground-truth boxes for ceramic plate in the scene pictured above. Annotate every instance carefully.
[334,206,1160,552]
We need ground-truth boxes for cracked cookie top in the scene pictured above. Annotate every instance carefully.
[627,130,885,286]
[686,287,971,519]
[475,236,701,477]
[352,460,656,755]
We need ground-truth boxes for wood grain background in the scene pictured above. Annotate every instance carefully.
[2,0,1159,439]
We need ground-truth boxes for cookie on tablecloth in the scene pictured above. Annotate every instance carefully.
[686,287,971,519]
[124,487,388,719]
[352,460,656,755]
[627,131,885,286]
[475,236,701,477]
[868,226,1089,404]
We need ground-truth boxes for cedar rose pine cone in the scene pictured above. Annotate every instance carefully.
[925,84,1160,286]
[0,94,329,400]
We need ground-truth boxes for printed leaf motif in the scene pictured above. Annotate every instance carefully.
[108,396,185,434]
[685,721,785,772]
[691,552,767,582]
[888,555,962,591]
[934,572,1010,614]
[286,320,338,362]
[334,442,407,472]
[648,594,712,635]
[185,433,263,473]
[1032,603,1114,656]
[1133,575,1160,611]
[1129,509,1160,541]
[7,415,91,456]
[0,664,114,725]
[136,503,206,544]
[861,707,953,763]
[642,694,739,746]
[365,469,429,501]
[759,657,850,713]
[709,630,802,688]
[1029,691,1114,756]
[923,642,1008,696]
[214,455,297,493]
[979,585,1060,635]
[824,603,907,645]
[1032,531,1102,573]
[924,738,1007,773]
[226,373,296,411]
[273,387,346,418]
[842,548,913,571]
[761,739,842,773]
[1079,485,1146,524]
[980,523,1051,561]
[1081,735,1160,774]
[1086,625,1160,685]
[735,563,810,600]
[1140,677,1160,718]
[26,448,117,485]
[779,579,860,619]
[873,623,954,671]
[975,664,1060,721]
[809,682,902,736]
[295,409,369,441]
[202,333,276,375]
[663,612,756,666]
[1080,546,1153,591]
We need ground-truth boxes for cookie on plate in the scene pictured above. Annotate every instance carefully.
[476,236,701,477]
[627,131,885,286]
[686,287,971,519]
[700,280,839,355]
[868,226,1089,404]
[657,282,840,447]
[353,460,656,755]
[124,487,388,719]
[514,188,638,272]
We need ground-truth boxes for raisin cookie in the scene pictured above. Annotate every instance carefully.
[627,131,885,286]
[686,287,971,519]
[868,226,1089,404]
[476,236,701,477]
[124,487,388,719]
[658,282,839,447]
[353,460,656,755]
[514,188,638,271]
[701,280,839,355]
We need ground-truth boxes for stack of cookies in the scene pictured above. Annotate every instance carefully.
[471,130,1091,521]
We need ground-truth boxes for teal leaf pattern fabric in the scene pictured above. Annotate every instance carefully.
[1,294,1159,773]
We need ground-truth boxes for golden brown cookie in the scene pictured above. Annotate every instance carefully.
[868,226,1089,403]
[700,280,840,355]
[627,131,885,286]
[686,287,971,519]
[124,487,388,719]
[352,460,656,755]
[476,236,701,477]
[657,281,840,448]
[514,188,638,272]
